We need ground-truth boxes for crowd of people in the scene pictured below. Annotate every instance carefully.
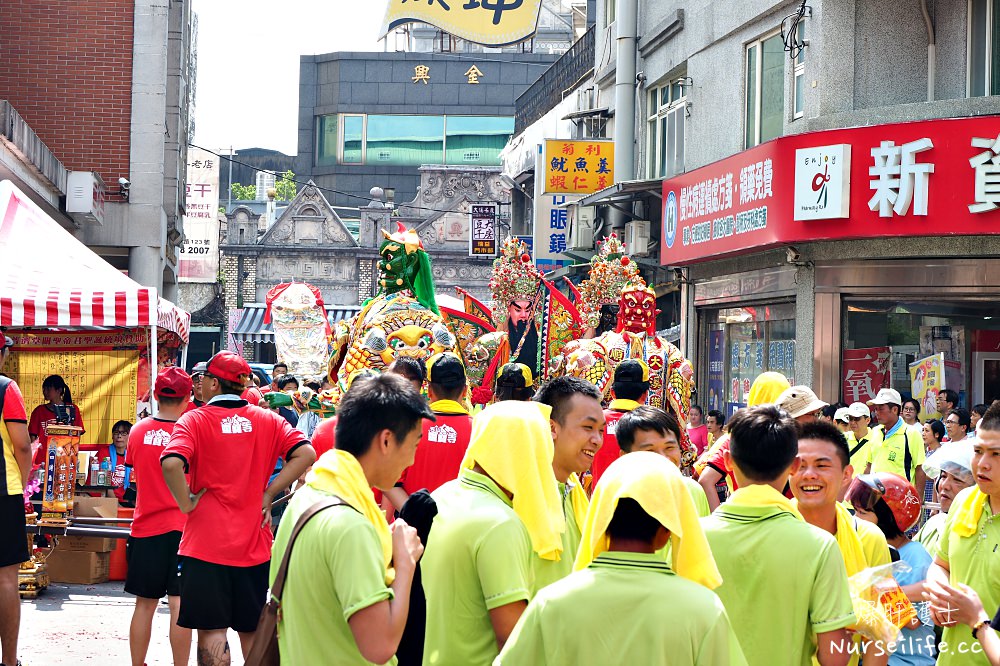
[3,329,1000,665]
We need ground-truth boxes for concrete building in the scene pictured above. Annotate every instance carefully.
[0,0,195,301]
[582,0,1000,412]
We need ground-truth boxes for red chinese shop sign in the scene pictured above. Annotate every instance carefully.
[660,116,1000,264]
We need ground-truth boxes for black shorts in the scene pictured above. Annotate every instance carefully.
[0,493,29,567]
[177,557,269,633]
[124,531,182,599]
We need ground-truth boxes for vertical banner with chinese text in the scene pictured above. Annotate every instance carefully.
[707,330,725,412]
[469,203,498,257]
[842,347,892,404]
[179,147,221,282]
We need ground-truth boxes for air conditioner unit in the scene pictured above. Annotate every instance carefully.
[66,171,107,225]
[568,205,595,251]
[576,86,593,113]
[624,220,651,256]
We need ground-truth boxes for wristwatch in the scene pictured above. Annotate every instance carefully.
[972,617,991,640]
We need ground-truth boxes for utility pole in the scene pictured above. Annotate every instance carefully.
[227,145,234,212]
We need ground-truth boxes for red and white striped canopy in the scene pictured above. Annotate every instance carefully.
[0,180,190,342]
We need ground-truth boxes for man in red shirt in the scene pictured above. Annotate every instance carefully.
[0,331,30,666]
[589,359,649,488]
[161,351,316,666]
[125,367,193,666]
[388,353,472,510]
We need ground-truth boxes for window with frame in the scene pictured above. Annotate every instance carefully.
[792,21,806,119]
[605,0,616,25]
[969,0,1000,96]
[745,32,785,148]
[646,78,686,179]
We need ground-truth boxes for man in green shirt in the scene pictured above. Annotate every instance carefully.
[927,403,1000,665]
[532,376,606,590]
[421,400,564,666]
[270,374,434,666]
[864,388,927,493]
[701,405,855,666]
[497,452,745,665]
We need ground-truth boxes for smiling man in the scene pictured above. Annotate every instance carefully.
[533,376,606,590]
[927,401,1000,666]
[790,420,891,666]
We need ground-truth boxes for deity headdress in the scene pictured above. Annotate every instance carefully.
[577,233,641,329]
[379,222,439,315]
[489,236,541,328]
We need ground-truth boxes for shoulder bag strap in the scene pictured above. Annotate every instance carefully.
[904,430,913,482]
[270,495,352,602]
[849,437,867,459]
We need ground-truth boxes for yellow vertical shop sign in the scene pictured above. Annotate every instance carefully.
[543,139,615,195]
[381,0,543,47]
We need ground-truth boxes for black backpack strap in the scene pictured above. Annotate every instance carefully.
[849,437,867,460]
[904,430,913,482]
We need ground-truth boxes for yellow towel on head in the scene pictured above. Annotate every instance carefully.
[306,449,395,584]
[573,451,723,589]
[747,371,791,407]
[951,486,990,537]
[461,401,566,561]
[727,484,804,520]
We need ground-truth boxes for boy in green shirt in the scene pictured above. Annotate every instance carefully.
[532,376,606,590]
[927,402,1000,665]
[497,452,744,665]
[701,405,856,666]
[270,374,434,666]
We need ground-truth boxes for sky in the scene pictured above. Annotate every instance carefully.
[191,0,386,156]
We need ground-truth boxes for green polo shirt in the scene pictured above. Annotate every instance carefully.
[422,469,534,666]
[935,486,1000,666]
[866,420,925,482]
[269,484,395,666]
[497,551,747,665]
[685,475,712,517]
[701,495,856,666]
[532,480,584,592]
[915,512,946,555]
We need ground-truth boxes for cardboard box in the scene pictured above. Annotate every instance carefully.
[57,535,115,552]
[45,550,109,584]
[73,496,118,519]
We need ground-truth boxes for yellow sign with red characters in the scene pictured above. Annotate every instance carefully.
[381,0,543,47]
[543,140,615,195]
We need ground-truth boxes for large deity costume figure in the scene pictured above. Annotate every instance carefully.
[326,223,455,400]
[442,237,583,402]
[552,239,697,469]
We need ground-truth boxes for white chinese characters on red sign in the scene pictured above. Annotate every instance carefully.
[660,117,1000,265]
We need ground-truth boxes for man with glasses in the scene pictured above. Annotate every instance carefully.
[935,389,958,420]
[864,389,927,495]
[943,408,973,442]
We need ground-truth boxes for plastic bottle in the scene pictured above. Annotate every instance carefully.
[90,458,99,485]
[101,457,111,472]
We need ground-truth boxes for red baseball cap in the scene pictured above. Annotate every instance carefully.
[205,351,252,384]
[155,366,193,398]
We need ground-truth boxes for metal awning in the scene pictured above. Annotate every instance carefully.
[575,178,663,208]
[231,304,362,343]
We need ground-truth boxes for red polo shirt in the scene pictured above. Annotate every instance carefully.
[126,417,186,538]
[161,397,306,567]
[401,401,472,495]
[590,400,641,487]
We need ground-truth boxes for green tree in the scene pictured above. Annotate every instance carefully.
[230,182,257,200]
[275,170,298,201]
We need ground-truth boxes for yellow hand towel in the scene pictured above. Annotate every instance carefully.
[461,401,566,561]
[573,451,723,589]
[306,449,395,584]
[567,472,589,531]
[747,371,791,407]
[608,398,641,412]
[727,483,804,520]
[951,485,990,537]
